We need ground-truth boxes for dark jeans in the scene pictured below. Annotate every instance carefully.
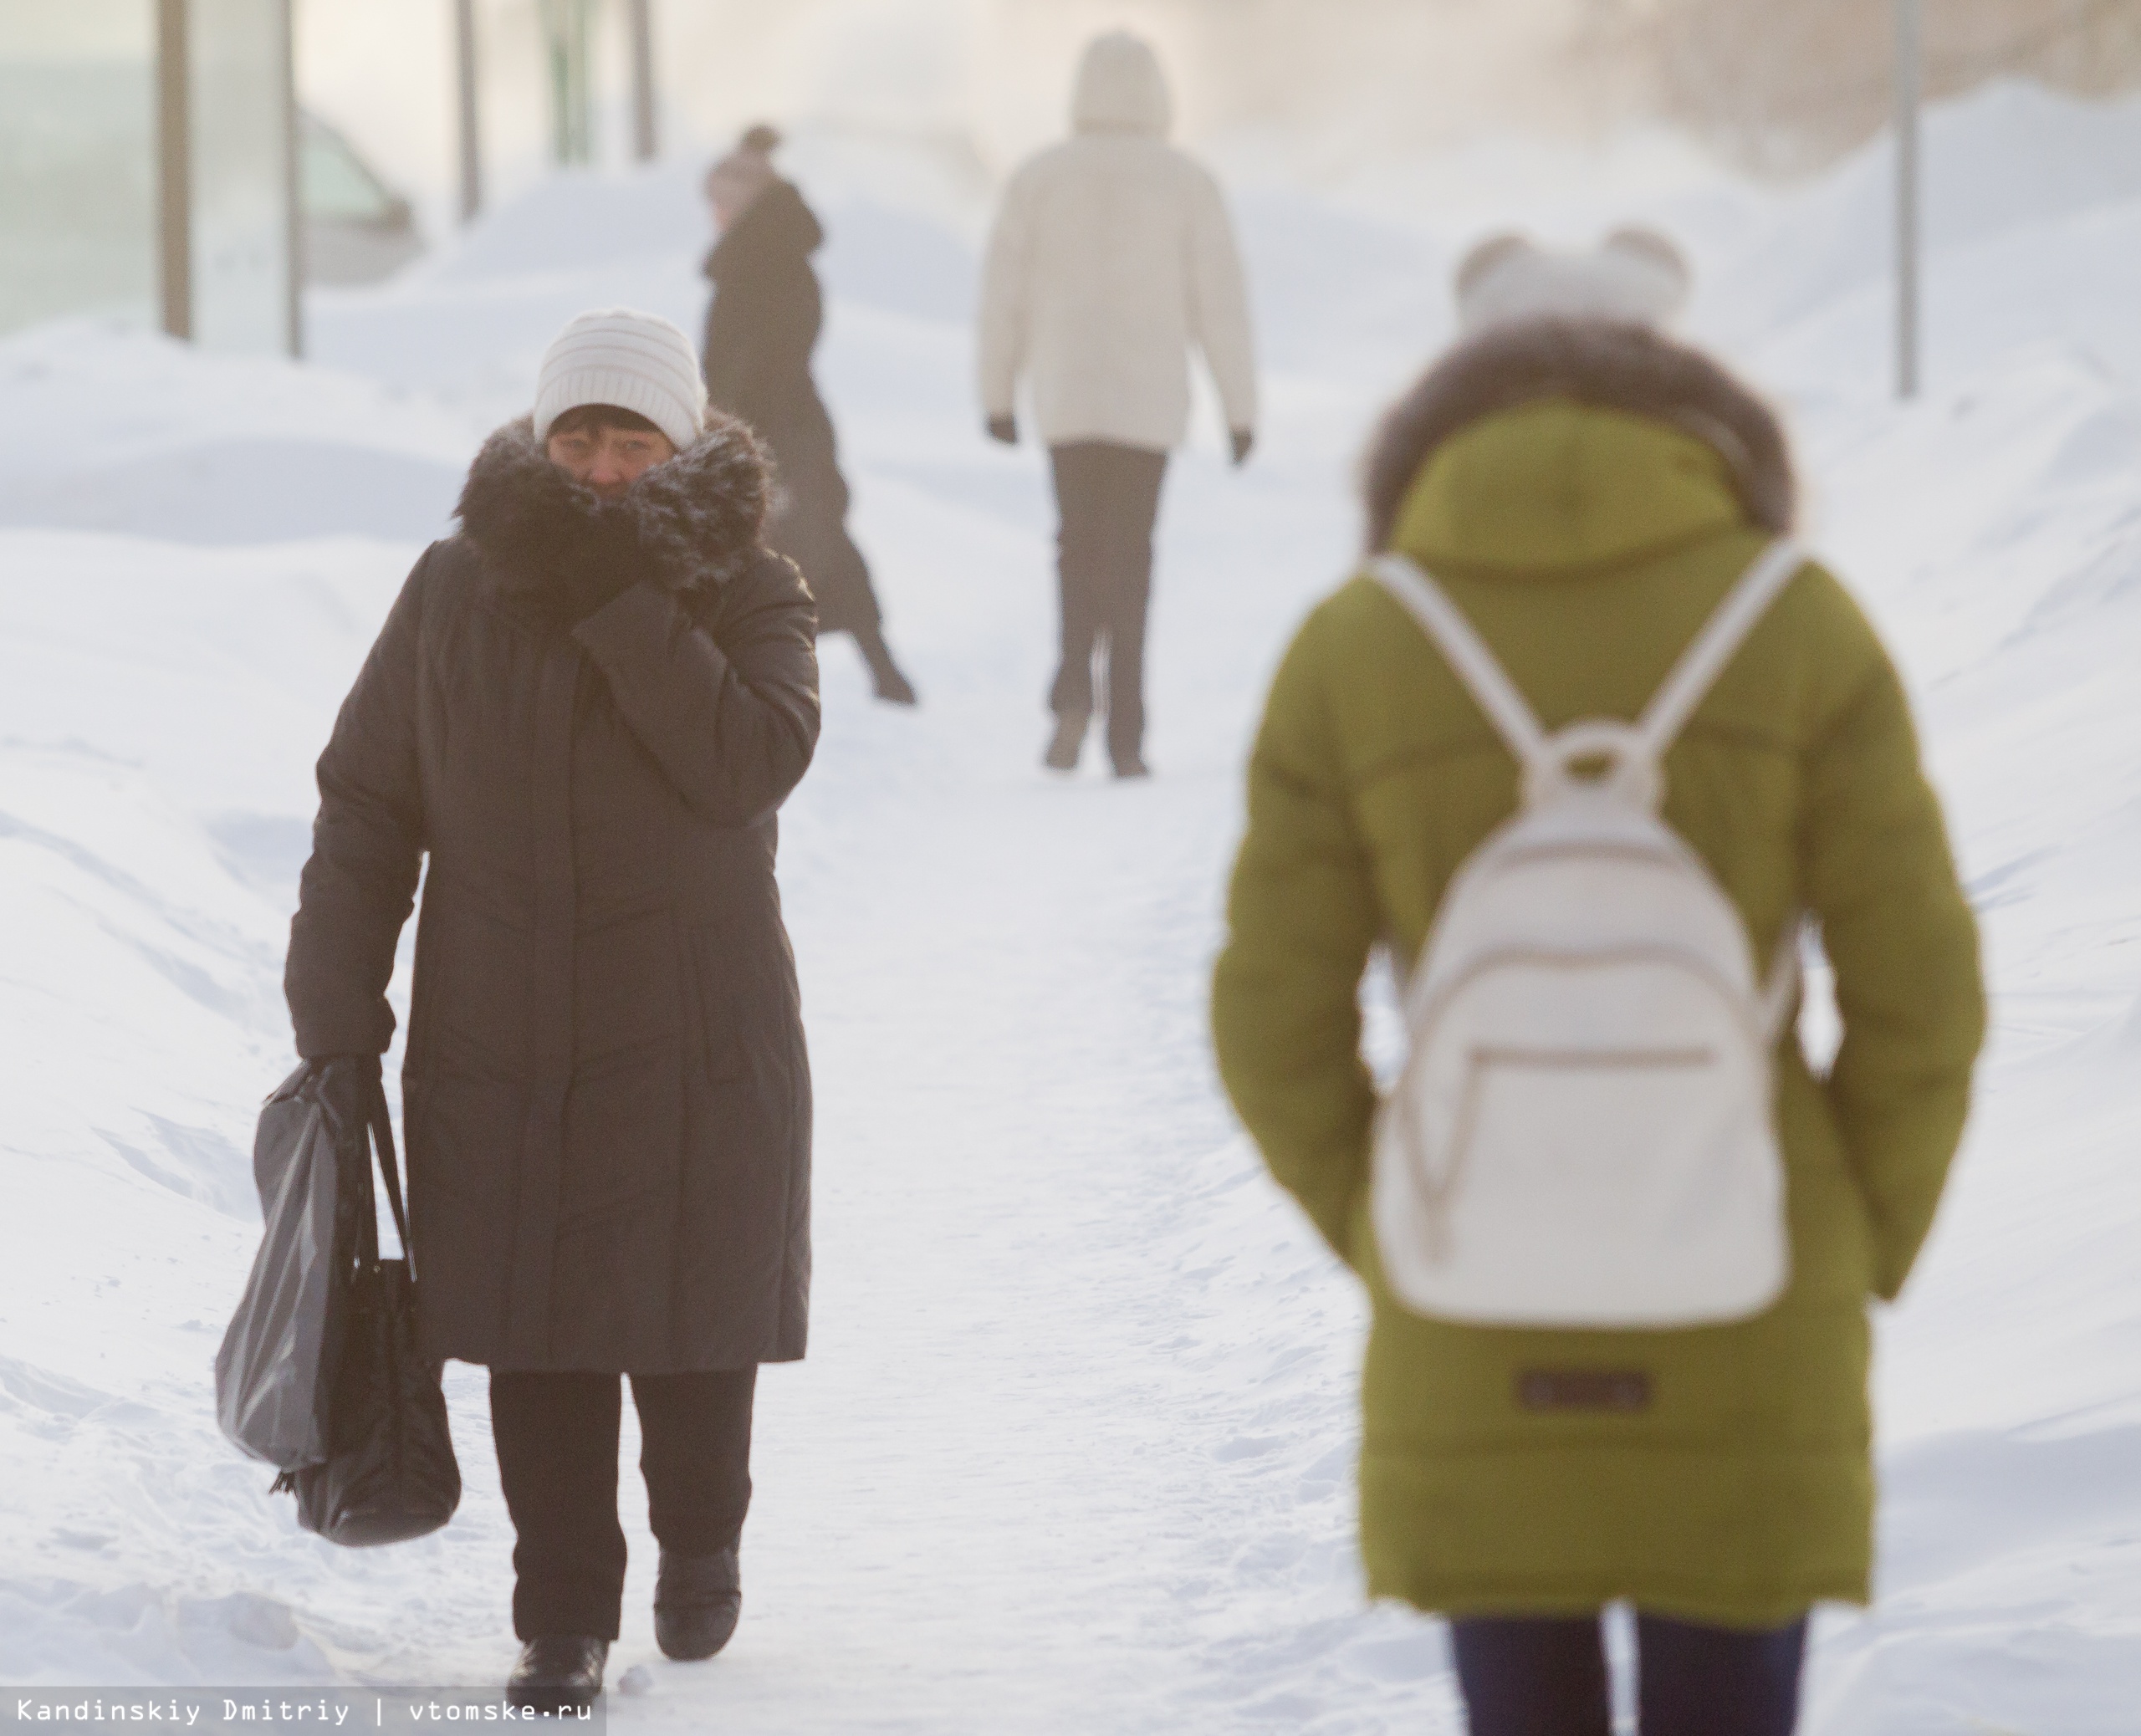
[1451,1611,1807,1736]
[1048,441,1168,768]
[490,1367,756,1642]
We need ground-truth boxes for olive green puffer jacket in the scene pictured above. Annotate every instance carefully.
[1212,387,1985,1629]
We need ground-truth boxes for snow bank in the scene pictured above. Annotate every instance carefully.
[0,327,468,546]
[0,79,2138,1731]
[1709,79,2141,349]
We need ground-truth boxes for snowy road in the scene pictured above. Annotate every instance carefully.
[4,87,2141,1732]
[634,437,1449,1731]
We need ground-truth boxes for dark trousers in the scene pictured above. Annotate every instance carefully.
[490,1368,756,1642]
[1048,441,1168,768]
[1452,1611,1807,1736]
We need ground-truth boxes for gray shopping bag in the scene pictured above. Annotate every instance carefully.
[213,1062,352,1468]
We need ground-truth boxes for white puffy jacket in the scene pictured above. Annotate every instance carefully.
[979,33,1258,452]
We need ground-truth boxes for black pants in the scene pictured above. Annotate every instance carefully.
[490,1368,756,1642]
[1048,441,1168,768]
[1451,1611,1807,1736]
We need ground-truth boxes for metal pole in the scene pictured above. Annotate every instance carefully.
[154,0,192,342]
[628,0,657,162]
[1895,0,1921,400]
[156,0,192,340]
[278,0,302,355]
[454,0,483,223]
[542,0,560,165]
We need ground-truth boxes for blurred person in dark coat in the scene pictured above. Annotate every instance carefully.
[702,125,918,706]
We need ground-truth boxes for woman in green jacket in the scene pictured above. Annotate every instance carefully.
[1211,319,1985,1734]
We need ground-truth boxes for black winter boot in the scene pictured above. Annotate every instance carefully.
[857,630,919,706]
[1044,712,1087,772]
[655,1545,742,1661]
[872,664,919,706]
[507,1636,608,1713]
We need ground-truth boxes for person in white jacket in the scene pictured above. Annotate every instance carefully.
[979,30,1258,779]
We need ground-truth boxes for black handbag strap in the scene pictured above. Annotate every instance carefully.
[335,1073,411,1277]
[365,1077,413,1269]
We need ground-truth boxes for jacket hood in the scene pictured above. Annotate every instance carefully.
[703,178,824,286]
[1071,32,1172,137]
[455,414,771,600]
[1362,319,1794,571]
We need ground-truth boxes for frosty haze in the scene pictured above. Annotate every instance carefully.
[0,75,2138,1735]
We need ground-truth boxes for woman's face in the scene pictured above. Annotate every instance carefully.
[546,423,677,499]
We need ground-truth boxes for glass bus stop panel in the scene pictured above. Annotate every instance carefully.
[187,0,295,355]
[0,2,157,339]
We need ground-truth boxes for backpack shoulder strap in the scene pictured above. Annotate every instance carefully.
[1367,554,1549,771]
[1638,539,1806,757]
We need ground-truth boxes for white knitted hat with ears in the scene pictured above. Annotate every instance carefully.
[1454,228,1693,336]
[532,308,708,451]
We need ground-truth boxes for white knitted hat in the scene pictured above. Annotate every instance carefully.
[533,308,707,451]
[1455,229,1693,336]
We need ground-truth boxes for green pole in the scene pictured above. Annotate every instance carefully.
[544,0,595,166]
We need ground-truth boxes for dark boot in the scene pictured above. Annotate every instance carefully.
[1044,712,1087,773]
[1112,755,1150,780]
[655,1545,742,1662]
[507,1636,608,1713]
[857,629,919,706]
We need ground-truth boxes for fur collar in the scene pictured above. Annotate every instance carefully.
[455,414,771,598]
[1362,319,1794,552]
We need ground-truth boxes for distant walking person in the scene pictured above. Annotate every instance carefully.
[703,125,918,705]
[1213,312,1985,1733]
[979,31,1258,778]
[285,309,820,1711]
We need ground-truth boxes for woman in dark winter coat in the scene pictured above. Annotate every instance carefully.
[284,309,819,1711]
[702,125,918,706]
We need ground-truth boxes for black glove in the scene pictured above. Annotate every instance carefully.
[304,1054,382,1144]
[554,559,638,625]
[1230,428,1255,467]
[986,414,1018,447]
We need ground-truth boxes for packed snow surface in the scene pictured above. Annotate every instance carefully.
[3,79,2139,1731]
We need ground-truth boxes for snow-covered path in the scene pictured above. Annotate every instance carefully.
[619,433,1446,1731]
[5,86,2141,1733]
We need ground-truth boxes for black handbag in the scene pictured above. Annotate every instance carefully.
[272,1076,461,1546]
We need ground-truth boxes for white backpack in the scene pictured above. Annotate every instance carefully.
[1365,541,1806,1329]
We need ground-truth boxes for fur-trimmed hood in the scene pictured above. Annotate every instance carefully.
[455,414,771,599]
[1362,319,1794,553]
